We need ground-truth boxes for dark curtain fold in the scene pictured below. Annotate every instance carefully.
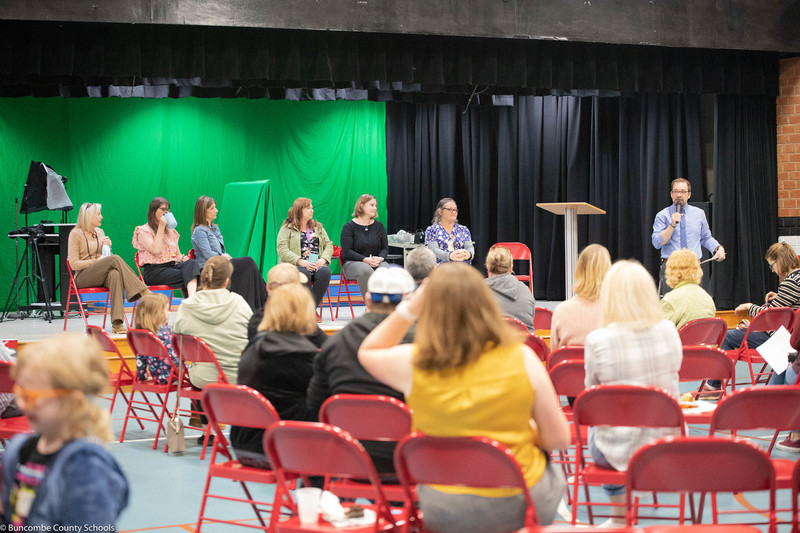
[387,93,709,301]
[710,96,779,309]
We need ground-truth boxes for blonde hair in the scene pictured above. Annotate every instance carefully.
[574,244,612,300]
[134,293,170,334]
[600,260,664,328]
[76,202,102,232]
[486,246,513,275]
[766,242,800,281]
[665,248,702,288]
[14,333,112,442]
[201,256,233,290]
[258,284,317,336]
[352,194,377,218]
[414,262,518,373]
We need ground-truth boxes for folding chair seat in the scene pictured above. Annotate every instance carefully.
[493,242,533,294]
[264,421,403,532]
[318,394,412,502]
[678,317,728,347]
[196,383,297,533]
[172,333,230,459]
[571,385,686,525]
[0,361,31,442]
[120,329,179,449]
[626,436,775,532]
[395,433,539,531]
[62,257,111,331]
[534,307,553,330]
[86,325,140,422]
[728,307,794,387]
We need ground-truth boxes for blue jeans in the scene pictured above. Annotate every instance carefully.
[768,364,799,385]
[707,329,771,388]
[588,428,625,497]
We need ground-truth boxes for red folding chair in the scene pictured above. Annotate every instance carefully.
[172,333,230,459]
[534,307,553,330]
[626,436,776,532]
[548,360,587,501]
[132,251,177,315]
[0,361,31,442]
[729,307,795,387]
[188,248,196,259]
[263,421,403,532]
[493,242,533,294]
[319,394,412,501]
[120,329,179,449]
[505,316,531,333]
[571,385,686,525]
[62,257,111,331]
[546,346,585,372]
[526,334,550,362]
[395,433,538,531]
[791,459,800,533]
[334,245,358,320]
[197,384,296,533]
[679,346,734,404]
[86,325,141,424]
[678,317,727,347]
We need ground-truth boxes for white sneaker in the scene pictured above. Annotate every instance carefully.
[556,498,572,521]
[597,518,626,528]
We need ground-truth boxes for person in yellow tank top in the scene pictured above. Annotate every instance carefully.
[359,263,570,533]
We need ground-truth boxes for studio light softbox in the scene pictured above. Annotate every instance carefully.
[20,161,73,214]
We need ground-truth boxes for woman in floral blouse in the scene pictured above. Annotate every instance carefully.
[424,198,474,264]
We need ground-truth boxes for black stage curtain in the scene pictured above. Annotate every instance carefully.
[387,94,733,301]
[0,21,778,99]
[710,96,779,309]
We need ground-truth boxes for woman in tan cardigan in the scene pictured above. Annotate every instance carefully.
[68,203,149,334]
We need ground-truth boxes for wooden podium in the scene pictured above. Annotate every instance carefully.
[537,202,606,298]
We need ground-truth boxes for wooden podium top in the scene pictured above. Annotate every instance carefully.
[536,202,606,215]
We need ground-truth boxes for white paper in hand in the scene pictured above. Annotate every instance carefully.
[756,325,793,374]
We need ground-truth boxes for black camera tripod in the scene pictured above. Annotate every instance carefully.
[1,229,54,323]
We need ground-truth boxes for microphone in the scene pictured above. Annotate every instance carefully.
[675,201,683,224]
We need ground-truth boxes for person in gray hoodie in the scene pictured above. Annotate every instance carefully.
[485,245,536,332]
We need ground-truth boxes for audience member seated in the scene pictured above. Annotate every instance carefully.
[307,267,417,473]
[550,244,611,349]
[359,262,570,531]
[771,354,800,451]
[133,293,178,384]
[340,194,389,296]
[485,246,535,332]
[231,283,319,468]
[1,333,128,526]
[425,198,474,264]
[707,242,800,394]
[173,256,252,388]
[660,248,716,329]
[68,202,149,334]
[584,260,682,528]
[276,197,333,308]
[247,264,329,347]
[405,246,437,285]
[132,197,200,298]
[191,195,267,311]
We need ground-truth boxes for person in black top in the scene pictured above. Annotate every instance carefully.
[340,194,390,296]
[306,266,417,473]
[231,283,320,468]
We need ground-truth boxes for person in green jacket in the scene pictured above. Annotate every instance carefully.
[661,248,716,329]
[276,197,334,307]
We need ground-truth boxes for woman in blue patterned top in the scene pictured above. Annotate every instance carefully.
[424,198,474,264]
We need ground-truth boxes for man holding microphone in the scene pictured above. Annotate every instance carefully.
[652,178,726,295]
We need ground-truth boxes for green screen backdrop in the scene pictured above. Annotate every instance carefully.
[0,97,388,307]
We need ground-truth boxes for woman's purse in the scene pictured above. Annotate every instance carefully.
[166,337,186,454]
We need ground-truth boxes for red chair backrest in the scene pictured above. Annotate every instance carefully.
[548,361,586,398]
[0,361,15,393]
[526,335,549,362]
[394,433,538,526]
[546,345,585,371]
[171,333,229,383]
[710,386,800,434]
[187,248,196,260]
[332,245,342,259]
[133,252,145,278]
[678,317,727,347]
[791,308,800,352]
[573,385,685,432]
[126,329,172,362]
[86,325,122,355]
[679,346,734,385]
[318,394,412,441]
[627,436,775,504]
[494,242,532,261]
[534,307,553,330]
[201,383,281,430]
[745,307,795,337]
[504,317,529,333]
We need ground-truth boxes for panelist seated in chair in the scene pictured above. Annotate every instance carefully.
[190,195,267,311]
[340,193,389,297]
[485,246,535,333]
[660,248,716,330]
[359,262,570,531]
[68,202,149,334]
[425,198,474,264]
[132,196,200,298]
[276,197,333,308]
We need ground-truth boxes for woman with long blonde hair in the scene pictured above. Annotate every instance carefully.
[359,262,569,532]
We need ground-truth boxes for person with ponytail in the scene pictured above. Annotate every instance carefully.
[1,333,128,527]
[173,256,252,389]
[485,245,535,332]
